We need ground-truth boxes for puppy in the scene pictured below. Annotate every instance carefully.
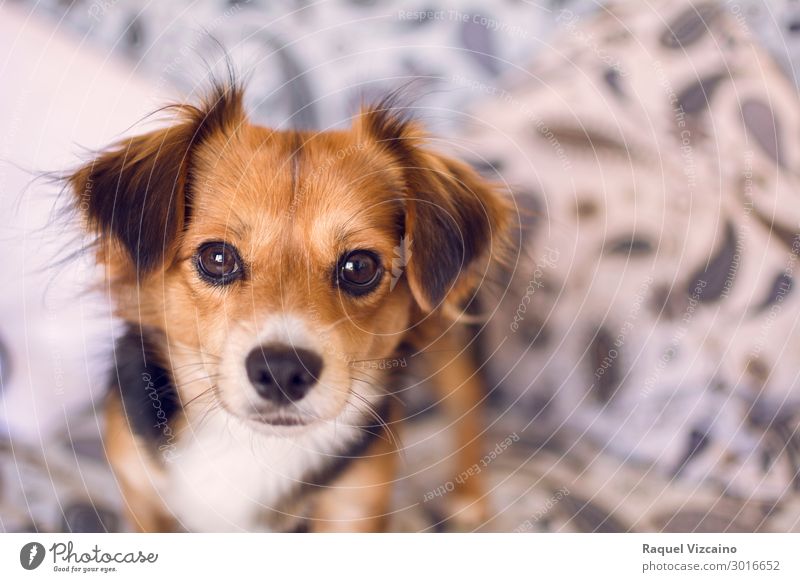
[69,79,509,532]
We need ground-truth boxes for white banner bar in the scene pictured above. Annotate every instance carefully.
[1,533,798,580]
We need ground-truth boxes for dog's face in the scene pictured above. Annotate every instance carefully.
[71,84,508,433]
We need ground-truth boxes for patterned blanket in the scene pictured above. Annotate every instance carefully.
[472,0,800,531]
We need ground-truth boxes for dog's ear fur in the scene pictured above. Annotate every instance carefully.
[358,99,510,312]
[69,82,245,275]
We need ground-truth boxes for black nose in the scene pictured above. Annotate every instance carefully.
[245,345,323,404]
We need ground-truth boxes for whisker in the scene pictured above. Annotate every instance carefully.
[344,399,406,466]
[169,361,220,373]
[348,391,401,451]
[182,384,221,409]
[349,375,405,406]
[164,344,222,362]
[184,395,224,436]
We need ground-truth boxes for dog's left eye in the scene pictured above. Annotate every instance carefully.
[196,242,243,284]
[336,250,383,295]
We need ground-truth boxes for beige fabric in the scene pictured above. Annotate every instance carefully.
[467,0,800,531]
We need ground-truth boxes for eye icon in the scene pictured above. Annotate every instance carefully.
[19,542,45,570]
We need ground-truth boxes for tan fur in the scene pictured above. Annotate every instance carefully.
[425,325,490,528]
[310,421,399,532]
[104,393,175,532]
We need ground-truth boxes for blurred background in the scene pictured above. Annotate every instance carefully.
[4,0,800,532]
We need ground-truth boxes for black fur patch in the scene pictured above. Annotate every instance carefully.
[71,80,245,273]
[407,157,496,307]
[413,194,487,305]
[111,327,179,445]
[361,91,416,162]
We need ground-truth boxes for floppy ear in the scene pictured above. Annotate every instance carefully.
[358,101,510,312]
[69,82,245,275]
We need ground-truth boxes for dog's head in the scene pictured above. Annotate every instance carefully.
[70,82,509,433]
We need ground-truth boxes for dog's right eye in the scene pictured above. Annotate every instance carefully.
[195,242,243,285]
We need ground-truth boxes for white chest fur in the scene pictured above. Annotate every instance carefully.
[159,415,363,532]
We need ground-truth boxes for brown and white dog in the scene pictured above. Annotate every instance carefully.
[68,79,510,532]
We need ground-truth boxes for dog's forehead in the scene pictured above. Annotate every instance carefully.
[189,124,403,250]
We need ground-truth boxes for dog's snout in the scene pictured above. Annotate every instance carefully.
[245,345,323,404]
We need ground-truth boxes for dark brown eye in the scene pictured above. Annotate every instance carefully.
[337,250,383,296]
[196,242,243,285]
